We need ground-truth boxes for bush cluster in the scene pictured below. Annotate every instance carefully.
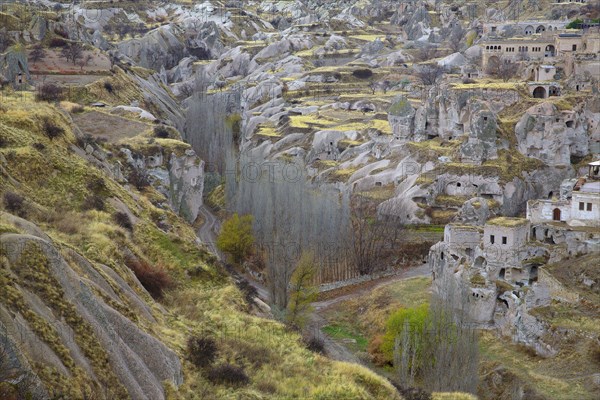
[187,336,217,368]
[153,126,170,139]
[206,364,250,387]
[2,192,26,217]
[113,211,133,231]
[41,118,65,140]
[352,68,373,79]
[124,256,173,299]
[36,83,64,102]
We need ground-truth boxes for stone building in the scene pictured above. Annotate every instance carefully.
[534,64,556,81]
[481,30,600,80]
[527,161,600,227]
[482,21,568,37]
[481,37,556,72]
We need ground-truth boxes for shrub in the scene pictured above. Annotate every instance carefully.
[128,168,150,191]
[113,211,133,231]
[590,341,600,366]
[124,257,173,299]
[82,194,105,211]
[153,125,170,138]
[2,192,26,216]
[255,380,277,394]
[235,278,258,305]
[36,83,64,102]
[380,304,429,363]
[389,383,432,400]
[304,335,325,354]
[207,364,250,386]
[216,214,255,265]
[187,336,217,369]
[103,82,114,93]
[55,213,81,234]
[76,133,97,149]
[49,37,67,48]
[86,176,106,194]
[41,118,65,140]
[71,104,85,113]
[32,142,46,151]
[352,68,373,79]
[367,334,387,366]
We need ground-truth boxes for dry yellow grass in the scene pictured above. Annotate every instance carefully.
[0,96,402,399]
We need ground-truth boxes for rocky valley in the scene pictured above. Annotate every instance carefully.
[1,0,599,399]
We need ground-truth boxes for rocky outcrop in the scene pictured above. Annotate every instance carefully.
[167,150,205,223]
[121,146,204,224]
[0,47,30,86]
[0,230,183,399]
[118,25,186,71]
[515,102,598,166]
[392,1,432,40]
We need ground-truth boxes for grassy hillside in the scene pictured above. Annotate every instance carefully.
[321,272,600,400]
[0,93,401,399]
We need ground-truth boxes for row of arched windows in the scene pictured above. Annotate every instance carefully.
[486,45,546,53]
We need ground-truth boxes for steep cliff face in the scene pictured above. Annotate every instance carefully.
[515,101,600,166]
[117,26,187,71]
[120,145,205,224]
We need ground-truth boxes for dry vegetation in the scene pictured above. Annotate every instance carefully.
[0,94,402,399]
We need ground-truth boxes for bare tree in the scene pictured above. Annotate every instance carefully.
[60,42,84,65]
[178,82,195,99]
[78,54,93,71]
[382,80,391,94]
[393,280,479,394]
[227,151,351,310]
[349,194,404,275]
[421,280,479,394]
[416,63,445,86]
[30,44,46,65]
[448,24,466,53]
[368,79,378,95]
[415,44,437,62]
[486,56,518,82]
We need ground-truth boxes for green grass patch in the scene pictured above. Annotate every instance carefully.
[323,324,368,352]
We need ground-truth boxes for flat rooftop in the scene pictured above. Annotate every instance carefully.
[580,181,600,193]
[486,217,530,227]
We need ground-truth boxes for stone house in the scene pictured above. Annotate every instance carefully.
[534,64,556,81]
[527,161,600,227]
[481,37,556,72]
[430,164,600,351]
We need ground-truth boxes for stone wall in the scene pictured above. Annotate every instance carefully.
[571,190,600,225]
[527,199,571,223]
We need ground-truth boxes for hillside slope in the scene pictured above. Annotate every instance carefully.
[0,94,401,399]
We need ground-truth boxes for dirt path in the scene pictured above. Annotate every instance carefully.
[195,210,431,364]
[196,206,221,257]
[313,263,431,312]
